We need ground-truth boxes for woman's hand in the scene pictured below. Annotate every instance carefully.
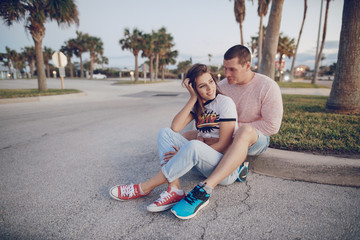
[184,78,197,99]
[163,145,179,162]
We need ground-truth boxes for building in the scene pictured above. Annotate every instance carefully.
[294,65,310,77]
[0,65,10,79]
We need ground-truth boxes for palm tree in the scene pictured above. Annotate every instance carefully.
[248,36,258,54]
[259,0,284,79]
[0,0,79,91]
[248,25,266,68]
[277,34,295,81]
[4,46,17,79]
[312,0,331,84]
[208,54,212,66]
[14,52,26,78]
[326,0,360,113]
[43,46,53,78]
[159,50,178,81]
[141,32,156,82]
[84,34,104,79]
[119,28,143,82]
[22,46,36,77]
[290,0,307,81]
[234,0,246,45]
[257,0,271,66]
[99,55,108,69]
[61,41,75,78]
[154,27,175,81]
[177,60,192,79]
[69,31,87,78]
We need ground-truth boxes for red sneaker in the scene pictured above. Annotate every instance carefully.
[109,184,150,201]
[147,187,185,212]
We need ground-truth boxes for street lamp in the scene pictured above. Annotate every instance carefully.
[53,70,57,78]
[130,71,134,80]
[217,73,221,81]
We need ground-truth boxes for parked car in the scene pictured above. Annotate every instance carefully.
[93,73,107,79]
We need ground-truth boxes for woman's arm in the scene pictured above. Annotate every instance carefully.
[170,98,196,132]
[208,121,236,154]
[171,78,197,132]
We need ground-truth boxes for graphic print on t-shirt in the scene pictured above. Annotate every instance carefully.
[196,110,220,133]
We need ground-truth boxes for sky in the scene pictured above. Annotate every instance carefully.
[0,0,344,71]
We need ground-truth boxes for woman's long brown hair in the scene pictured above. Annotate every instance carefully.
[183,64,222,122]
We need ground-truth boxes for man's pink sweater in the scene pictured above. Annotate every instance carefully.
[218,73,283,136]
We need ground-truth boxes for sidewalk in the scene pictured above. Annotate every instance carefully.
[248,148,360,187]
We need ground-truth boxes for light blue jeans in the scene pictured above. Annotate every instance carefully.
[158,127,269,186]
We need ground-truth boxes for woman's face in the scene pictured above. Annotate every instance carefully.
[195,72,216,103]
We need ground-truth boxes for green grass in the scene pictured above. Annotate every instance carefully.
[277,82,330,88]
[0,89,82,99]
[270,95,360,156]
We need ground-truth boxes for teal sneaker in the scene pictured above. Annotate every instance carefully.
[236,162,249,182]
[171,185,210,220]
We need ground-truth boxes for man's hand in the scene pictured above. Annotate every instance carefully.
[163,145,179,162]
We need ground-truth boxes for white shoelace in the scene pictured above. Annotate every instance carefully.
[120,184,135,198]
[155,191,172,204]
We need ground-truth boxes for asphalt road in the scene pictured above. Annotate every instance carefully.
[0,79,359,239]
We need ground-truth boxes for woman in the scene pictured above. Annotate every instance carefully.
[109,64,240,216]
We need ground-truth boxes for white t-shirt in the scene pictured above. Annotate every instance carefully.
[192,94,238,139]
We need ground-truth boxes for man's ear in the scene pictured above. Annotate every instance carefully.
[246,61,251,71]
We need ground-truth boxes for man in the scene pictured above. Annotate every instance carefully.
[171,44,283,219]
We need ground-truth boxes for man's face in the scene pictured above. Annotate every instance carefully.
[223,57,249,85]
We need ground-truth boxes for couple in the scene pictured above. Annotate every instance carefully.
[109,45,283,220]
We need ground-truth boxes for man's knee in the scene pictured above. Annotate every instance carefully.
[234,125,258,146]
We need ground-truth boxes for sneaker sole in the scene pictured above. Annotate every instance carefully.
[147,202,177,212]
[171,199,209,220]
[109,185,151,201]
[109,186,126,201]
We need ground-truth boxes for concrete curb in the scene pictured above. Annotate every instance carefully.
[248,148,360,187]
[0,92,87,104]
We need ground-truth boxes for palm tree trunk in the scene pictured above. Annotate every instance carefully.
[90,52,94,79]
[68,57,74,78]
[278,54,283,82]
[46,62,50,78]
[312,0,330,84]
[34,39,47,91]
[134,54,139,82]
[258,15,264,68]
[240,22,244,45]
[161,67,165,81]
[150,55,154,82]
[326,0,360,113]
[30,60,35,77]
[7,61,12,79]
[155,53,159,81]
[80,53,84,78]
[259,0,284,79]
[290,0,307,81]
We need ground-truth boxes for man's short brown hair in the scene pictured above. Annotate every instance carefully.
[224,45,251,66]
